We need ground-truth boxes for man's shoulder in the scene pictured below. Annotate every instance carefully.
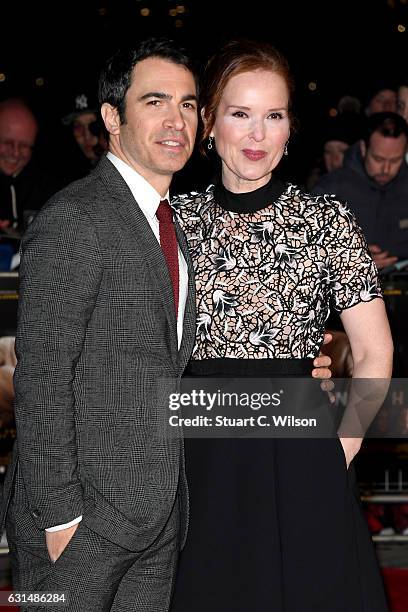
[20,173,110,247]
[38,176,92,219]
[41,164,112,218]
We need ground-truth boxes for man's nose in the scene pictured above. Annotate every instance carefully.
[382,160,391,174]
[83,127,96,142]
[164,106,185,131]
[11,142,20,156]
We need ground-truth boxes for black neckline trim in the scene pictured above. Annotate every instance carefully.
[214,176,287,213]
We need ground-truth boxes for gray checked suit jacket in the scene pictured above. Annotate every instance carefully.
[1,156,196,551]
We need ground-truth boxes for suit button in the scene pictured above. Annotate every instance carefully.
[31,509,41,519]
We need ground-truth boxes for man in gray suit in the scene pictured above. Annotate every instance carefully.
[1,38,332,611]
[2,39,198,611]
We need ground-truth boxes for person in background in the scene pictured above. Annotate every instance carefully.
[170,39,392,612]
[0,98,60,231]
[397,79,408,164]
[313,112,408,271]
[365,82,397,116]
[61,92,108,182]
[337,94,362,115]
[323,114,364,172]
[397,80,408,123]
[306,112,364,190]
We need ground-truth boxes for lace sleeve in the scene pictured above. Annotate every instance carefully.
[325,199,382,312]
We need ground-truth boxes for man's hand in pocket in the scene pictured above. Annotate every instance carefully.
[46,523,79,563]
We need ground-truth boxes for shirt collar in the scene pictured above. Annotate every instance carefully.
[107,152,169,219]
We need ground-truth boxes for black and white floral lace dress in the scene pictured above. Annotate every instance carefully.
[170,178,388,612]
[173,178,381,361]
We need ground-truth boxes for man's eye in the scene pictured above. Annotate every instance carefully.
[147,100,162,106]
[182,102,196,110]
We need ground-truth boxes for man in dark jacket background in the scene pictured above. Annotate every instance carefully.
[313,112,408,270]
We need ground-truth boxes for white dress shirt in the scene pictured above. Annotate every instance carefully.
[46,152,189,533]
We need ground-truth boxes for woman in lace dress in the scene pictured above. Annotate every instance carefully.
[170,40,393,612]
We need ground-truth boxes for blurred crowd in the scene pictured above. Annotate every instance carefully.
[0,92,108,269]
[2,79,408,273]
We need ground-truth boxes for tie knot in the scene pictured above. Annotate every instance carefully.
[156,199,173,224]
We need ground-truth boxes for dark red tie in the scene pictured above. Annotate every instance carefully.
[156,199,179,316]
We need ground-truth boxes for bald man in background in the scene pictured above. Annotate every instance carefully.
[0,98,60,232]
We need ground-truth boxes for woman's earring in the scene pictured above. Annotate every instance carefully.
[207,136,214,150]
[284,141,289,156]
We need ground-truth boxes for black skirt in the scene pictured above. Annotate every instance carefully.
[170,359,388,612]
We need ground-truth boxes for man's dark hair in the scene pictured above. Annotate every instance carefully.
[365,111,408,146]
[98,37,198,123]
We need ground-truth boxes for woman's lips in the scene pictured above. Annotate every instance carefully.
[242,149,267,161]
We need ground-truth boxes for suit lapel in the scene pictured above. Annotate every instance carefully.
[95,157,178,357]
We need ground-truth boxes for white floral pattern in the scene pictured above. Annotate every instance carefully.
[172,184,382,359]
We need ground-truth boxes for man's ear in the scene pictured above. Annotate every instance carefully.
[359,139,366,159]
[101,103,121,135]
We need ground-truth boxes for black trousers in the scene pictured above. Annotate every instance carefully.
[6,481,180,612]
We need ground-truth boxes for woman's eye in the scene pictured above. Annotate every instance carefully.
[232,111,247,118]
[268,112,283,120]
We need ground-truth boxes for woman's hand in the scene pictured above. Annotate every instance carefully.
[312,332,333,379]
[312,333,336,402]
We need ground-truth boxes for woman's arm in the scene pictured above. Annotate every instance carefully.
[339,298,393,466]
